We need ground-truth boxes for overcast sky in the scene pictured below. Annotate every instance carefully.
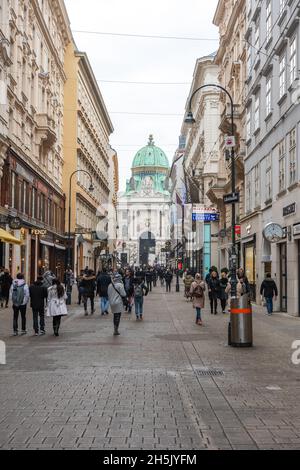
[64,0,219,190]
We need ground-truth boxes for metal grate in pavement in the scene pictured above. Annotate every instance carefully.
[194,367,224,377]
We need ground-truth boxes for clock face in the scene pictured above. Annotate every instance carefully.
[263,223,283,243]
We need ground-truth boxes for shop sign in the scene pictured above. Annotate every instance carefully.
[223,192,240,204]
[225,136,236,148]
[283,203,296,217]
[235,225,241,235]
[31,229,47,236]
[9,217,22,230]
[293,224,300,237]
[75,228,93,234]
[192,204,219,222]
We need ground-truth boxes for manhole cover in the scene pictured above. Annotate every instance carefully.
[194,367,224,377]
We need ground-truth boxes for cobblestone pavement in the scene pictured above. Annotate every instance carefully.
[1,283,300,450]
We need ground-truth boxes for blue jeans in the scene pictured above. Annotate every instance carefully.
[265,297,273,314]
[135,297,143,316]
[100,296,109,314]
[196,307,202,321]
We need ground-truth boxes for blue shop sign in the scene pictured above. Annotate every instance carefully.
[192,213,220,222]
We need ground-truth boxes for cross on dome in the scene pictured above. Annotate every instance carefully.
[148,134,155,146]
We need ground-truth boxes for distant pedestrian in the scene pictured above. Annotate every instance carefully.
[219,271,229,314]
[81,270,96,316]
[237,268,250,294]
[29,276,48,335]
[123,269,134,313]
[190,274,206,326]
[183,271,194,301]
[260,273,278,316]
[77,270,84,305]
[64,267,75,305]
[165,269,173,292]
[107,273,127,336]
[42,270,56,289]
[10,273,30,336]
[0,269,13,308]
[46,279,68,337]
[97,268,111,315]
[133,278,148,320]
[207,270,220,315]
[145,268,153,292]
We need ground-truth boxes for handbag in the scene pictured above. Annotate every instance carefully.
[112,283,128,307]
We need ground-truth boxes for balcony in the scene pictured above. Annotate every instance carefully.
[35,113,57,148]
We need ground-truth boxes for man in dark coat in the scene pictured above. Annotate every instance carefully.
[207,271,220,315]
[0,269,13,308]
[96,268,111,315]
[29,276,48,335]
[81,270,96,316]
[145,268,153,292]
[260,273,278,315]
[165,270,173,293]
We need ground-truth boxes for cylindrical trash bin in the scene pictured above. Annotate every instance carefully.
[229,294,253,347]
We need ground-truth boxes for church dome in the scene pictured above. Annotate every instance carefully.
[132,135,169,170]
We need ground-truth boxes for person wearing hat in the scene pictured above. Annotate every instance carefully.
[107,273,127,336]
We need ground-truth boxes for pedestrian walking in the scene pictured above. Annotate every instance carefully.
[165,269,173,292]
[123,269,134,313]
[10,273,30,336]
[145,268,153,292]
[190,274,206,326]
[42,270,56,289]
[77,270,84,305]
[183,271,194,301]
[219,270,229,314]
[107,273,127,336]
[237,268,250,294]
[133,277,148,320]
[96,267,111,315]
[46,279,68,337]
[260,273,278,316]
[81,270,96,316]
[29,276,48,335]
[0,269,13,308]
[64,267,75,305]
[207,270,220,315]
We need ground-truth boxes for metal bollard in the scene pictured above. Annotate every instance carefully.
[229,294,253,347]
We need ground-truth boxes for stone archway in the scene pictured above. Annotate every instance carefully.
[139,232,156,267]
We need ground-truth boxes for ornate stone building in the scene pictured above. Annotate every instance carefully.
[63,43,114,274]
[117,136,171,267]
[0,0,72,280]
[210,0,247,272]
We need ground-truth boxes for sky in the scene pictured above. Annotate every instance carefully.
[64,0,220,191]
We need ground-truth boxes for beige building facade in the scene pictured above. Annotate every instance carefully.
[0,0,72,281]
[209,0,247,279]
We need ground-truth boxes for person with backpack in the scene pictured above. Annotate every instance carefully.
[10,273,30,336]
[190,274,206,326]
[29,276,48,336]
[46,278,68,337]
[107,273,127,336]
[260,273,278,316]
[133,277,149,321]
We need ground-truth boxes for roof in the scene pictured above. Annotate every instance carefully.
[132,135,169,170]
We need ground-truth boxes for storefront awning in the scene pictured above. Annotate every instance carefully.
[0,228,22,245]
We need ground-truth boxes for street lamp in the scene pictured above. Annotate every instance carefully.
[67,170,94,271]
[184,83,238,300]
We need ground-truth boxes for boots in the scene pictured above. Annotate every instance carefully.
[114,326,120,336]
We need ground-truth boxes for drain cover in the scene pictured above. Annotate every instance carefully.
[194,367,224,377]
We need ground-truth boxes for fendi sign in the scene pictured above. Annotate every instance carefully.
[31,229,47,236]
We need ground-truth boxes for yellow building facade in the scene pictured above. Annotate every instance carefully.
[63,42,114,275]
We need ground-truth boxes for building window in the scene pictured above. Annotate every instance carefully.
[254,94,260,131]
[266,0,272,43]
[265,153,272,201]
[290,36,297,84]
[11,172,16,209]
[254,164,260,207]
[278,139,286,192]
[254,16,260,51]
[279,53,286,99]
[266,75,272,116]
[246,107,251,141]
[245,173,251,213]
[289,128,296,185]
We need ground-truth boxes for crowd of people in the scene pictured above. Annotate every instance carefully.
[0,262,279,337]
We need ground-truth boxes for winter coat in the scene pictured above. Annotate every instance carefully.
[237,274,250,293]
[46,285,68,317]
[0,273,13,295]
[190,281,206,308]
[97,273,112,297]
[260,278,278,298]
[29,281,48,310]
[81,275,96,297]
[183,274,194,289]
[165,272,173,283]
[10,279,30,306]
[226,280,246,299]
[123,276,134,296]
[145,271,153,282]
[42,271,56,289]
[207,277,220,299]
[107,281,127,314]
[218,277,229,300]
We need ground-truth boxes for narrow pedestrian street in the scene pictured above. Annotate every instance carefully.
[0,285,300,450]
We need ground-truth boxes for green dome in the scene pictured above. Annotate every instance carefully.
[132,135,169,170]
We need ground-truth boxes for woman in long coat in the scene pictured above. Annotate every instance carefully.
[190,274,206,326]
[47,279,68,336]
